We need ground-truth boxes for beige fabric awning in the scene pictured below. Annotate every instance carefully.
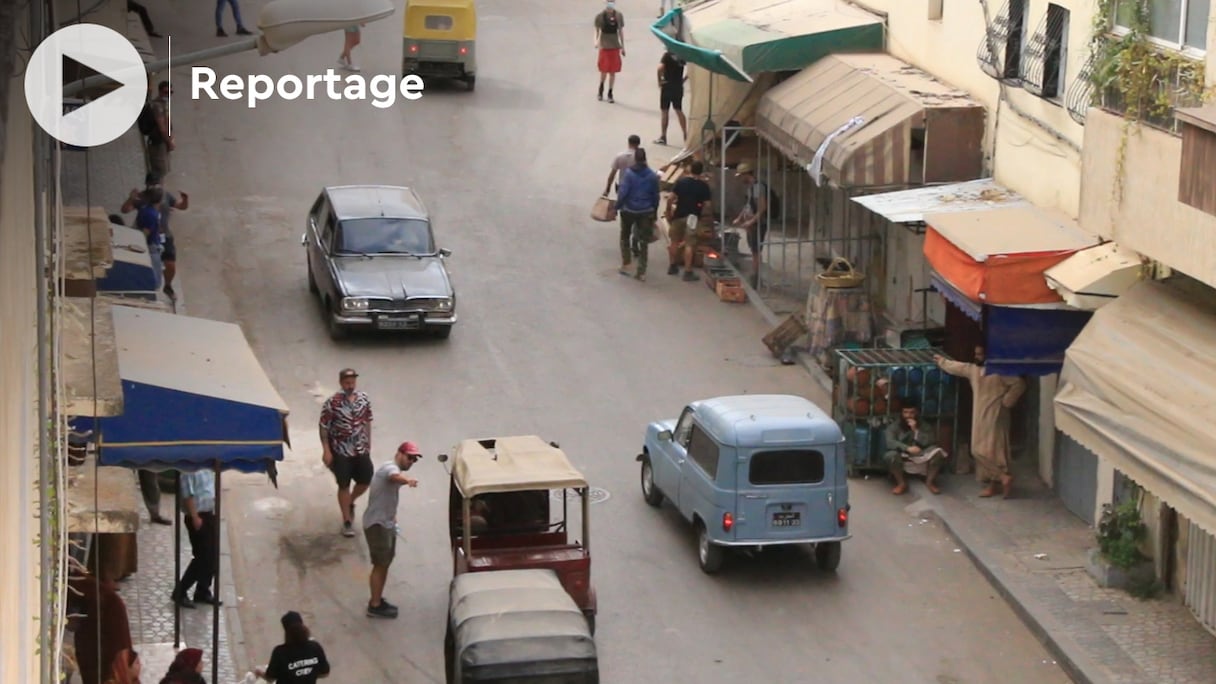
[61,297,124,417]
[756,53,985,187]
[452,436,588,497]
[1055,280,1216,535]
[62,207,115,280]
[67,457,141,533]
[926,206,1097,262]
[1044,242,1146,310]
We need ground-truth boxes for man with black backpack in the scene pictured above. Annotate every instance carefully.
[732,163,780,285]
[138,81,174,177]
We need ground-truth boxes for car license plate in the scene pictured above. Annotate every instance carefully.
[377,316,419,330]
[772,512,801,527]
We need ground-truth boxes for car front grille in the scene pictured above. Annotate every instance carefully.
[381,298,447,312]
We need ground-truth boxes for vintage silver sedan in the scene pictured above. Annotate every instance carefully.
[303,185,457,340]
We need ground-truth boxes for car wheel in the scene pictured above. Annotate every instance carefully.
[815,541,842,572]
[640,458,663,507]
[466,76,476,92]
[431,326,452,339]
[325,299,347,340]
[697,522,724,574]
[306,258,319,295]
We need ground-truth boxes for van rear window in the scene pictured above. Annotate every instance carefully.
[425,14,454,30]
[749,450,825,485]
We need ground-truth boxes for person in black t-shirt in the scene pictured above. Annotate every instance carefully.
[665,160,713,280]
[655,51,687,145]
[254,611,331,683]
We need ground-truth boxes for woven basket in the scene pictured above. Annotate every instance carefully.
[816,257,865,289]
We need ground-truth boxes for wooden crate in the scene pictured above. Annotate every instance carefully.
[761,314,808,357]
[717,281,747,303]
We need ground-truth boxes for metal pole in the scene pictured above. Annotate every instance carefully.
[174,471,181,647]
[212,462,221,684]
[61,38,260,97]
[30,1,55,679]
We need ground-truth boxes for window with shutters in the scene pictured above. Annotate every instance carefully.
[977,0,1030,82]
[1022,4,1070,101]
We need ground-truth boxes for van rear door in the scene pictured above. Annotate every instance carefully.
[735,448,836,541]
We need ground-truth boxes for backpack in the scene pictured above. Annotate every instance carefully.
[135,204,162,241]
[137,103,158,138]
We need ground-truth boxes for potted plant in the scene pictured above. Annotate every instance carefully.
[1086,495,1156,591]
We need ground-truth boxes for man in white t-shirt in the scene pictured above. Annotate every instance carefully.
[362,441,420,618]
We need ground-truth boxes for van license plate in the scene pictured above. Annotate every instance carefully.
[772,512,801,527]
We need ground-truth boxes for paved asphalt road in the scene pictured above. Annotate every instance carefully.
[155,0,1072,681]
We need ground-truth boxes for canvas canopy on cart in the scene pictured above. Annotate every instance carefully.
[452,435,588,496]
[1055,280,1216,535]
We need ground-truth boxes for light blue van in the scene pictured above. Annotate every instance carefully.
[636,394,850,574]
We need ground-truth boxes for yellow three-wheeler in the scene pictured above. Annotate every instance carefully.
[402,0,478,91]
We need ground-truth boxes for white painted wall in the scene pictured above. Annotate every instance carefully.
[0,64,43,683]
[857,0,1092,217]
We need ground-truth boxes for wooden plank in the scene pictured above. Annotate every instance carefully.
[1179,124,1216,217]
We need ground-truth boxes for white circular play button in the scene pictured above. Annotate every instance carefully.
[24,24,148,148]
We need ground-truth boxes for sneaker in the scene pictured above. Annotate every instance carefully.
[634,272,646,282]
[163,284,175,299]
[607,93,615,103]
[654,137,667,145]
[193,593,223,606]
[236,27,253,36]
[667,264,679,276]
[337,57,349,69]
[170,590,196,609]
[216,27,227,37]
[342,521,356,537]
[347,62,362,73]
[683,270,699,282]
[367,601,399,618]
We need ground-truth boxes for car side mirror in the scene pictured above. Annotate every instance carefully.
[439,248,452,258]
[437,453,448,463]
[658,430,673,442]
[300,233,307,246]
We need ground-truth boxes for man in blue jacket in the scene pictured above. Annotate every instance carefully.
[615,148,660,281]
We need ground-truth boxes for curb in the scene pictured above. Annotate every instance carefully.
[919,500,1102,684]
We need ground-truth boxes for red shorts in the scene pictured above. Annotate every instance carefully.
[598,48,622,74]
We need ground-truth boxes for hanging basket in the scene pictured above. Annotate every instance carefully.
[815,257,865,289]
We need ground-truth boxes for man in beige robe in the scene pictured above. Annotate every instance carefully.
[934,346,1026,498]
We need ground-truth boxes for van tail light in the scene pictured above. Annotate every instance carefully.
[722,512,734,532]
[837,507,848,528]
[409,44,418,53]
[459,46,468,55]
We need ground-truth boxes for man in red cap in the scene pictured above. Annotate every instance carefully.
[361,441,420,618]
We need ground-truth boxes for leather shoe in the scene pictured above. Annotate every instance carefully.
[170,591,195,609]
[151,514,172,526]
[194,594,223,606]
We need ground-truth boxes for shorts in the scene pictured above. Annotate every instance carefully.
[660,85,684,111]
[364,524,396,567]
[328,452,374,488]
[669,214,699,246]
[161,234,176,262]
[747,222,769,257]
[598,48,622,74]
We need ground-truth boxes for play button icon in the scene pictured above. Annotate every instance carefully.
[24,24,148,148]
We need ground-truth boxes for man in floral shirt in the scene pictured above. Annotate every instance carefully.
[319,368,374,537]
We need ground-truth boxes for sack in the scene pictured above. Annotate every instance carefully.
[137,103,158,138]
[591,196,617,222]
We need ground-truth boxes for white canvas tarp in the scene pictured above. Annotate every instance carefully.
[1054,280,1216,535]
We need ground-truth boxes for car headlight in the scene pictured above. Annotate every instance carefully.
[436,297,453,312]
[341,297,370,311]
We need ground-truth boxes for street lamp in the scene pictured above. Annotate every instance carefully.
[62,0,396,96]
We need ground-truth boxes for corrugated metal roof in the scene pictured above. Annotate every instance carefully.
[687,0,881,39]
[925,206,1098,262]
[851,178,1031,223]
[756,54,983,186]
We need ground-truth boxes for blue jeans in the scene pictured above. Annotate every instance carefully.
[216,0,244,29]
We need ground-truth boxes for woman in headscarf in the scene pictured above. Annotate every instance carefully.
[70,571,134,684]
[159,648,206,684]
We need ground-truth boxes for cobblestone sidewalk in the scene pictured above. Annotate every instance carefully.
[911,470,1216,684]
[114,497,240,683]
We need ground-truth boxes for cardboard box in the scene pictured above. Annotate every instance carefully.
[717,281,747,303]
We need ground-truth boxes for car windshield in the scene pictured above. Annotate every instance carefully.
[335,217,433,255]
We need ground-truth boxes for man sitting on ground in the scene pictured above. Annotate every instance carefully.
[884,402,946,495]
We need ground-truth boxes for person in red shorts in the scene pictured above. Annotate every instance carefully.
[594,2,625,102]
